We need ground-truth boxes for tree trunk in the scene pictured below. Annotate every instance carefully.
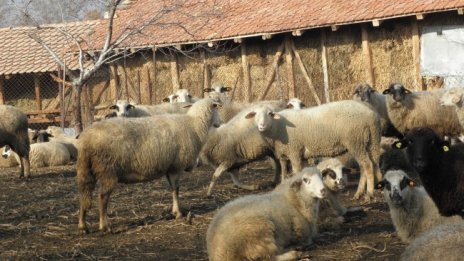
[72,85,83,134]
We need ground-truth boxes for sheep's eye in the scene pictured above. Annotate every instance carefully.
[303,178,309,183]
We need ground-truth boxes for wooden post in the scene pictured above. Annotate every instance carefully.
[57,68,65,128]
[201,50,210,97]
[259,41,285,100]
[143,66,153,104]
[170,54,180,91]
[0,76,5,105]
[109,64,119,101]
[411,19,422,91]
[151,47,157,103]
[291,41,322,105]
[34,74,42,111]
[361,24,375,86]
[241,40,252,102]
[285,36,295,99]
[136,70,141,104]
[320,29,330,103]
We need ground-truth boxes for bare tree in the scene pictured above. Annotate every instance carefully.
[11,0,218,133]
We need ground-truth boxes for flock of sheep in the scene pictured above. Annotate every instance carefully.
[1,81,464,260]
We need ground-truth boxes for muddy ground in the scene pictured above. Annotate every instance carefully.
[0,162,405,260]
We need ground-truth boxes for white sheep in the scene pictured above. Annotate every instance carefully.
[400,223,464,261]
[382,83,463,137]
[108,100,192,118]
[3,142,71,168]
[440,87,464,129]
[162,89,200,103]
[206,167,326,261]
[0,105,30,178]
[286,98,306,110]
[352,83,402,137]
[376,170,462,243]
[203,82,232,103]
[76,98,221,234]
[245,100,382,200]
[45,126,78,160]
[201,103,288,196]
[0,146,19,167]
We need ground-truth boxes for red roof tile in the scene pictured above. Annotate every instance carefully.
[0,20,99,75]
[89,0,464,49]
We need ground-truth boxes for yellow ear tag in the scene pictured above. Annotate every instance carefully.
[395,142,402,149]
[443,145,449,152]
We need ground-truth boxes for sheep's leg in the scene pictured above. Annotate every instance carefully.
[166,172,183,219]
[98,177,116,233]
[274,250,302,261]
[229,169,259,191]
[278,158,288,183]
[354,157,375,201]
[22,155,30,179]
[289,155,303,175]
[77,172,96,235]
[19,156,25,179]
[206,165,228,196]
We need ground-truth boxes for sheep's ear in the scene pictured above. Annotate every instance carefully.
[291,179,302,191]
[127,104,135,110]
[376,180,385,190]
[223,87,232,92]
[451,95,461,104]
[245,112,256,119]
[407,179,417,187]
[203,88,213,93]
[162,97,170,103]
[286,103,294,109]
[105,112,117,119]
[109,105,118,110]
[269,112,280,119]
[300,103,306,108]
[183,104,193,109]
[382,89,391,95]
[392,140,407,149]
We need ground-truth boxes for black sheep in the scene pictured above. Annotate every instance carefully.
[393,127,464,218]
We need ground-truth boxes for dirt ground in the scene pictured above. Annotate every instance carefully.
[0,162,405,260]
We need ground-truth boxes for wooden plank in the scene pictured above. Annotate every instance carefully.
[372,19,381,27]
[136,70,141,104]
[57,68,65,128]
[170,54,180,91]
[143,66,153,104]
[0,76,5,105]
[109,64,119,101]
[291,40,322,105]
[259,41,285,100]
[285,36,295,99]
[201,50,210,97]
[458,8,464,15]
[411,19,422,91]
[151,47,157,103]
[361,24,375,86]
[241,40,252,102]
[320,29,330,103]
[331,25,339,31]
[416,13,425,20]
[34,74,42,111]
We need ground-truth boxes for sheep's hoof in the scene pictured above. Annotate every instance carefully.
[352,193,362,200]
[99,226,112,234]
[77,226,90,235]
[175,212,183,219]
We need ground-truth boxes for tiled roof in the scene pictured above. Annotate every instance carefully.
[90,0,464,49]
[0,20,99,75]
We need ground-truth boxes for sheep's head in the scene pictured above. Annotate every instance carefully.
[109,100,135,117]
[317,158,348,191]
[163,89,194,103]
[382,83,411,102]
[392,127,449,173]
[286,98,305,110]
[162,94,178,103]
[353,83,375,102]
[440,88,464,108]
[291,167,327,199]
[376,170,417,207]
[245,106,280,132]
[2,145,12,159]
[204,82,232,94]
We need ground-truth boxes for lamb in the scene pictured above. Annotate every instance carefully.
[45,126,78,160]
[108,100,192,118]
[382,83,463,137]
[206,167,326,261]
[76,98,221,234]
[162,89,200,103]
[393,127,464,218]
[400,223,464,261]
[352,83,403,137]
[201,103,287,196]
[0,105,30,178]
[376,170,462,243]
[3,142,71,168]
[0,146,19,167]
[245,100,382,200]
[439,87,464,129]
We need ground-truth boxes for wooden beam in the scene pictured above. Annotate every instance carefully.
[259,41,285,100]
[34,74,42,111]
[331,25,339,31]
[201,50,210,97]
[284,36,295,99]
[241,40,252,102]
[170,54,180,91]
[262,33,273,40]
[372,19,381,27]
[361,25,375,86]
[207,41,215,47]
[416,13,425,20]
[411,19,422,91]
[292,30,304,36]
[109,64,119,101]
[320,29,330,103]
[291,40,322,105]
[0,76,5,105]
[458,8,464,15]
[233,38,242,43]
